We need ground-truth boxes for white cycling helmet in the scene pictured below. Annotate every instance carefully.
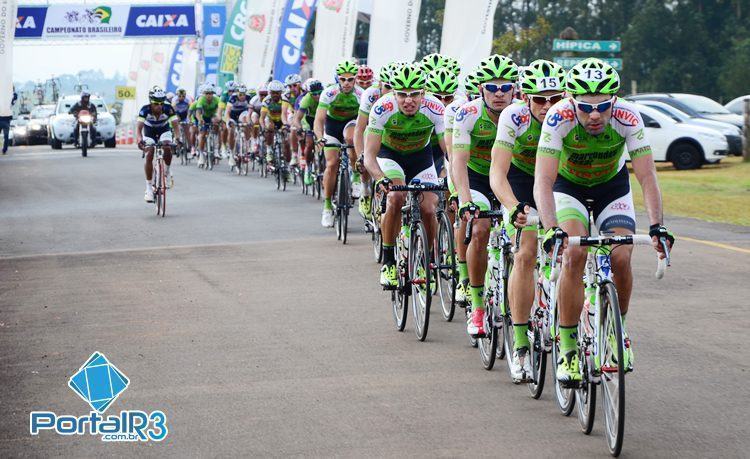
[224,81,237,92]
[202,83,217,94]
[149,86,167,102]
[236,84,248,94]
[284,74,302,86]
[267,80,284,92]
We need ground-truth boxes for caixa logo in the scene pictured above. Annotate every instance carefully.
[29,352,168,442]
[136,13,190,28]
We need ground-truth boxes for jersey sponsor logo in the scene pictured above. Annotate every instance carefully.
[511,113,530,127]
[546,108,575,127]
[612,107,639,127]
[325,89,337,98]
[422,99,444,115]
[373,101,394,116]
[455,105,478,122]
[368,93,379,104]
[610,201,631,211]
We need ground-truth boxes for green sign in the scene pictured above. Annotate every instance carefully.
[554,57,623,71]
[217,0,248,89]
[553,39,621,53]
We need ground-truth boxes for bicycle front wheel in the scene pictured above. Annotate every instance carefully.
[599,281,625,456]
[410,223,431,341]
[527,307,548,399]
[372,192,383,263]
[392,240,408,331]
[552,304,576,416]
[436,212,456,322]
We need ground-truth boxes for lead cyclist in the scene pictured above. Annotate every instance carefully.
[533,58,674,386]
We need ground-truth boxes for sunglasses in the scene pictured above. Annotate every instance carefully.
[310,90,322,96]
[150,101,164,105]
[483,82,515,94]
[434,93,454,103]
[528,93,565,106]
[394,90,423,99]
[574,97,615,114]
[339,76,356,83]
[383,83,392,90]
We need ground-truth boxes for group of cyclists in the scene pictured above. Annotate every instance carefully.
[134,52,675,422]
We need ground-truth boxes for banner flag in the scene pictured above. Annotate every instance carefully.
[240,0,285,87]
[217,0,251,89]
[272,0,316,82]
[0,0,18,117]
[312,0,358,82]
[367,0,419,75]
[440,0,498,78]
[202,4,226,86]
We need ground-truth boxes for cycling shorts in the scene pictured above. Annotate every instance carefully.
[199,116,215,132]
[431,142,445,176]
[323,116,355,147]
[175,111,188,122]
[143,125,171,142]
[457,167,494,211]
[376,145,438,185]
[507,163,537,210]
[553,165,636,233]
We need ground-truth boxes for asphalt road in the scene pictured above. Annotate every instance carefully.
[1,145,749,457]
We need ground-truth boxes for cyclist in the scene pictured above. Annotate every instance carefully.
[194,83,221,166]
[356,65,374,90]
[224,84,252,167]
[313,59,363,227]
[354,62,397,219]
[452,54,518,336]
[249,83,268,156]
[490,59,566,382]
[219,81,236,157]
[171,88,193,155]
[282,74,303,166]
[260,80,287,167]
[534,58,674,386]
[425,68,459,178]
[419,53,449,75]
[363,63,446,288]
[136,87,179,202]
[292,79,324,186]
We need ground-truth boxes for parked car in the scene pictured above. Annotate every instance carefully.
[25,105,56,145]
[633,104,728,169]
[630,99,743,156]
[48,95,117,149]
[629,93,743,154]
[724,95,749,116]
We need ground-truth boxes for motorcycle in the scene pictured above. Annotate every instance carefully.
[77,110,94,157]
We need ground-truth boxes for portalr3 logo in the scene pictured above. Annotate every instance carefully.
[30,352,168,442]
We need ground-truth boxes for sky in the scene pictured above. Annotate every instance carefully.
[14,43,135,82]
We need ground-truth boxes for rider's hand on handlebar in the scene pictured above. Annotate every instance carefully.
[458,201,479,222]
[649,224,674,259]
[509,201,531,228]
[542,227,568,258]
[375,177,392,193]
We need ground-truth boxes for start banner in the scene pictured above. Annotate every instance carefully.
[15,4,197,39]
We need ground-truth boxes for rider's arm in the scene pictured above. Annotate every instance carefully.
[490,108,522,209]
[136,120,145,144]
[353,113,368,158]
[450,107,474,207]
[313,107,326,140]
[363,131,384,180]
[533,113,564,229]
[281,102,290,126]
[632,154,663,226]
[292,108,304,130]
[224,103,233,121]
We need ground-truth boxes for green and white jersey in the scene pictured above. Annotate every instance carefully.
[298,92,319,129]
[452,98,499,176]
[318,84,363,122]
[494,101,542,176]
[358,86,381,117]
[444,94,468,136]
[367,92,445,154]
[538,97,652,187]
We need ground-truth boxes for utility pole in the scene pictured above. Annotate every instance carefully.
[744,99,749,162]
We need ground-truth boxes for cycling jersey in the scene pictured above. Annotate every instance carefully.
[194,96,220,120]
[249,94,264,114]
[298,92,319,130]
[452,98,499,176]
[282,90,299,110]
[137,103,178,128]
[358,86,381,117]
[261,95,283,123]
[443,94,468,136]
[319,84,362,122]
[227,94,251,121]
[171,96,191,114]
[494,101,541,177]
[367,93,445,154]
[188,101,199,124]
[538,97,652,187]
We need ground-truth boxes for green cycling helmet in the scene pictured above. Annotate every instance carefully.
[426,68,458,94]
[444,57,461,76]
[378,65,391,85]
[520,59,566,94]
[463,72,480,96]
[475,54,518,83]
[390,63,426,90]
[565,58,620,95]
[336,59,359,76]
[420,53,448,74]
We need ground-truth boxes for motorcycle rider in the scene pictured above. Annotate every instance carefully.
[69,90,98,146]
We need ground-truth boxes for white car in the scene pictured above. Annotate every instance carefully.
[48,95,117,149]
[633,104,728,169]
[634,99,743,156]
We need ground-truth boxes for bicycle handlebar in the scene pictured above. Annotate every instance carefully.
[510,215,541,254]
[566,234,669,279]
[323,143,354,149]
[463,210,504,244]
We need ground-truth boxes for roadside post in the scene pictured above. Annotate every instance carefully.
[744,100,749,162]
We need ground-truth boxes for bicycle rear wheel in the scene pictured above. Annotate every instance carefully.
[576,332,597,435]
[410,222,431,341]
[599,281,625,456]
[372,192,384,263]
[436,212,456,322]
[527,307,548,399]
[478,309,498,370]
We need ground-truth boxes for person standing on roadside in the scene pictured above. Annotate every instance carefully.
[0,88,17,154]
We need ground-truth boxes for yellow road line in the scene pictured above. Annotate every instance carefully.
[679,235,750,255]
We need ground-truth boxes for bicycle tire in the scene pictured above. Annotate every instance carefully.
[466,304,478,348]
[342,178,349,245]
[436,212,456,322]
[552,304,576,416]
[410,222,431,341]
[576,316,597,435]
[527,318,547,399]
[478,314,498,370]
[392,237,408,331]
[599,281,625,456]
[160,162,167,217]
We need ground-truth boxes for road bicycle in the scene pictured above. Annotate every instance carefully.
[142,141,168,217]
[177,121,191,165]
[324,142,354,244]
[386,179,447,341]
[434,182,457,322]
[272,129,290,191]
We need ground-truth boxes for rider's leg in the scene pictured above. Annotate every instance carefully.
[509,229,537,350]
[323,147,339,209]
[289,128,298,164]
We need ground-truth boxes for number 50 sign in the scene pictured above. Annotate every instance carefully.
[116,86,137,100]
